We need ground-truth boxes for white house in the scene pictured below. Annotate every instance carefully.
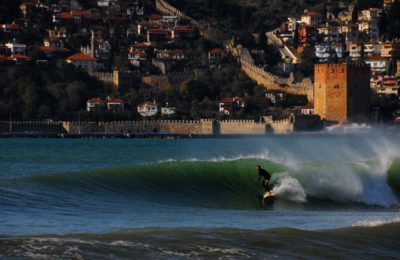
[315,43,343,62]
[66,53,97,71]
[138,102,158,117]
[365,56,391,75]
[358,21,379,39]
[360,8,382,22]
[301,103,314,115]
[300,11,322,27]
[5,42,26,55]
[87,97,106,112]
[161,106,176,116]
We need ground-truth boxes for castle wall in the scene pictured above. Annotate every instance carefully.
[63,119,214,135]
[0,117,294,136]
[219,120,266,135]
[226,42,314,101]
[263,116,295,134]
[0,121,63,133]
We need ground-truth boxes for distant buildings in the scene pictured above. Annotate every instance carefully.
[87,97,124,112]
[314,63,371,122]
[219,97,245,115]
[137,102,176,117]
[66,53,97,71]
[138,102,158,117]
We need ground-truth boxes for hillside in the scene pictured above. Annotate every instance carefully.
[167,0,338,34]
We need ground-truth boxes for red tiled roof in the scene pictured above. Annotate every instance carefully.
[209,48,225,54]
[148,28,169,34]
[55,12,72,19]
[132,42,151,48]
[303,11,321,17]
[149,14,161,20]
[107,98,124,103]
[0,55,11,61]
[130,50,146,56]
[10,23,22,29]
[221,97,244,103]
[173,26,193,32]
[71,9,93,17]
[66,53,96,61]
[140,101,158,107]
[10,54,31,61]
[87,98,105,104]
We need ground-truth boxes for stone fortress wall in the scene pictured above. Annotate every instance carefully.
[0,117,295,136]
[155,0,314,101]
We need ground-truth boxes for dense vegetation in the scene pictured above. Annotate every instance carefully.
[0,63,113,121]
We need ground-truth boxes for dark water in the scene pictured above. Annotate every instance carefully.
[1,131,400,258]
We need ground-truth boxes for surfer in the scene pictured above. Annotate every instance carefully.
[255,165,271,191]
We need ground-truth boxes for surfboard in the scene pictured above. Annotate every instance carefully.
[263,191,275,199]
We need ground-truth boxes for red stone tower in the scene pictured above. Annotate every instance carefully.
[314,63,371,122]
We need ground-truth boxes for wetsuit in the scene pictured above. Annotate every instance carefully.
[258,167,271,191]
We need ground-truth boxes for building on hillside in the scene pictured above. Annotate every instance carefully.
[219,97,245,115]
[208,48,227,62]
[376,76,399,96]
[359,8,383,22]
[87,98,106,112]
[138,102,158,117]
[265,91,287,105]
[358,21,379,40]
[298,26,317,48]
[5,42,26,55]
[300,11,322,27]
[106,97,124,111]
[171,27,194,40]
[287,17,298,32]
[161,104,176,116]
[380,41,400,59]
[301,103,314,115]
[365,56,391,75]
[155,49,185,60]
[147,28,171,44]
[66,53,97,71]
[339,23,359,43]
[87,97,124,112]
[317,25,339,42]
[314,63,371,122]
[315,43,344,63]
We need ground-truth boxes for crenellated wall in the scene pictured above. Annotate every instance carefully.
[63,119,215,135]
[226,41,314,101]
[0,121,63,133]
[219,119,266,135]
[263,115,295,134]
[0,118,294,136]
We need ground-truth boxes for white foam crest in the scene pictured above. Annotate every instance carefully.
[272,176,307,203]
[158,152,271,164]
[352,218,400,228]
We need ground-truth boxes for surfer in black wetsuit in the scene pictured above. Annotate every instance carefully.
[255,165,271,191]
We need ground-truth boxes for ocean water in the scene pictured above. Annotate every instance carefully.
[1,131,400,258]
